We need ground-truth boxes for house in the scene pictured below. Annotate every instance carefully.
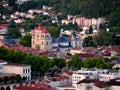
[14,82,55,90]
[61,19,71,25]
[75,79,120,90]
[14,18,25,23]
[72,68,120,87]
[43,75,71,89]
[99,70,120,82]
[0,59,7,73]
[112,59,120,69]
[68,48,83,55]
[72,68,100,86]
[2,63,31,80]
[0,24,9,39]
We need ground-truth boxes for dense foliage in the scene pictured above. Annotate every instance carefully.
[19,34,32,47]
[0,47,66,77]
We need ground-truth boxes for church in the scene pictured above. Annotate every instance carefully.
[31,24,83,52]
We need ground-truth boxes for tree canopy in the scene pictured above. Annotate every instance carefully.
[19,34,31,47]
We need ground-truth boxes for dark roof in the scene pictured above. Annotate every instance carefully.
[94,80,108,88]
[4,39,16,44]
[52,38,57,43]
[77,79,120,88]
[58,45,72,48]
[57,36,69,43]
[115,59,120,64]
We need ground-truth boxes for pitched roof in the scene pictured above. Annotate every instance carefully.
[77,79,120,88]
[0,24,9,29]
[14,83,55,90]
[115,59,120,64]
[32,24,49,34]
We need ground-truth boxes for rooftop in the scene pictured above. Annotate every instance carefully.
[77,79,120,88]
[0,24,9,29]
[14,83,55,90]
[32,24,49,34]
[3,63,30,67]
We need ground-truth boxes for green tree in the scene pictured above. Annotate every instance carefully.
[83,58,108,69]
[4,76,9,83]
[6,86,11,90]
[15,75,21,82]
[0,87,4,90]
[6,28,21,39]
[51,58,66,69]
[68,55,83,70]
[94,30,114,46]
[9,76,15,83]
[19,34,31,47]
[89,25,93,34]
[47,26,59,38]
[84,36,97,47]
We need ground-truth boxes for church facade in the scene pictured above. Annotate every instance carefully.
[31,24,83,52]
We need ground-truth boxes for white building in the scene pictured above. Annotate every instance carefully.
[68,48,83,55]
[0,24,9,39]
[75,79,120,90]
[72,68,98,86]
[44,75,72,89]
[0,60,7,73]
[2,64,31,80]
[72,68,120,87]
[99,71,120,82]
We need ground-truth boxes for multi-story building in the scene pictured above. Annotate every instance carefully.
[0,24,9,39]
[72,68,99,86]
[0,60,7,73]
[99,71,120,82]
[2,64,31,80]
[31,24,83,52]
[72,68,120,87]
[31,24,52,52]
[75,79,120,90]
[72,17,105,30]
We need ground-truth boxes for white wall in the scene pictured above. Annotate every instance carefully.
[2,65,31,80]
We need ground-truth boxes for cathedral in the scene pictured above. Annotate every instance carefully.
[31,24,83,52]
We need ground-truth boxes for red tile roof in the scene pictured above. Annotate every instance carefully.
[14,83,55,90]
[94,80,108,88]
[32,24,49,34]
[78,53,100,58]
[77,79,120,88]
[0,24,9,29]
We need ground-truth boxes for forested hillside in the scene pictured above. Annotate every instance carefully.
[47,0,120,27]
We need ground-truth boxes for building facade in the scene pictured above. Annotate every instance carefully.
[31,24,83,52]
[31,24,52,52]
[2,64,31,80]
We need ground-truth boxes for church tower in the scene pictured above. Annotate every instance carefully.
[31,24,52,52]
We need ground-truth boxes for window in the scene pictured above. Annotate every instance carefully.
[37,35,39,41]
[45,35,50,40]
[46,41,48,45]
[28,69,30,73]
[86,86,92,90]
[41,41,43,45]
[23,69,25,73]
[26,69,27,73]
[41,35,44,39]
[32,34,35,39]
